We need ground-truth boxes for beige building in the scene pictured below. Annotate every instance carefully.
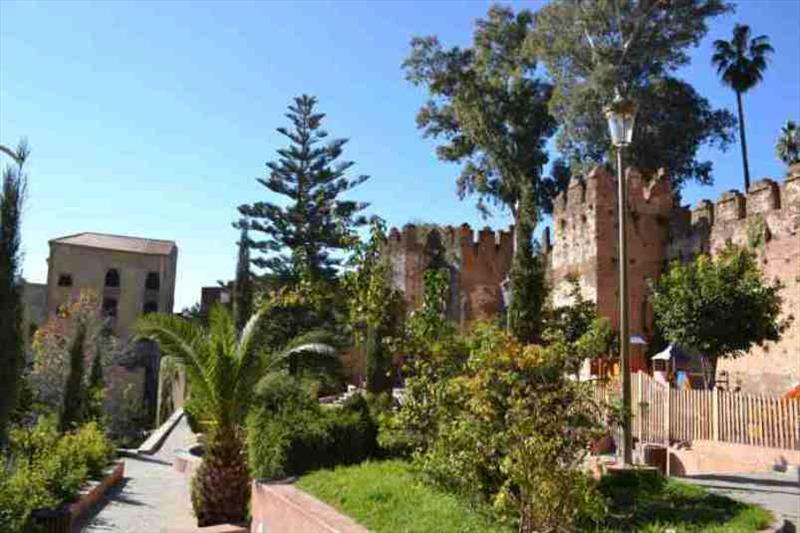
[46,232,178,339]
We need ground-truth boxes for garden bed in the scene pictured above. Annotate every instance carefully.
[296,460,509,533]
[297,460,775,533]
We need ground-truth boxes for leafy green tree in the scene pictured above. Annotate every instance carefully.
[235,95,369,283]
[404,6,557,341]
[135,306,269,526]
[650,247,788,388]
[60,320,88,433]
[0,139,28,447]
[532,0,735,190]
[712,24,774,190]
[344,219,405,393]
[233,221,254,332]
[776,120,800,167]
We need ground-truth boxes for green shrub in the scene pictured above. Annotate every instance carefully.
[70,421,114,479]
[0,418,114,531]
[246,374,379,480]
[396,323,606,531]
[0,463,56,533]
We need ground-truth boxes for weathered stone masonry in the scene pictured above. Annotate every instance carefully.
[387,223,514,326]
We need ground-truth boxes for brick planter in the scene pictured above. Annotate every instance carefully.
[250,479,367,533]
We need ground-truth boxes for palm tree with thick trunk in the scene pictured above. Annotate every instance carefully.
[135,306,268,526]
[712,24,774,191]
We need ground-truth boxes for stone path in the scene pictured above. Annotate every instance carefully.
[74,417,197,533]
[682,470,800,529]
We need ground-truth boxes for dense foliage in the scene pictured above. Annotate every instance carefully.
[508,184,547,344]
[532,0,736,190]
[404,6,558,220]
[343,219,405,393]
[0,139,28,448]
[247,374,378,480]
[0,418,113,532]
[410,324,604,531]
[235,94,369,283]
[650,246,787,388]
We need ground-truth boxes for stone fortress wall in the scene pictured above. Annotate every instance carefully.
[388,164,800,395]
[665,166,800,394]
[386,223,514,326]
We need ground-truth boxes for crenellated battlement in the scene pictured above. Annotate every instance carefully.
[668,167,800,261]
[387,222,515,257]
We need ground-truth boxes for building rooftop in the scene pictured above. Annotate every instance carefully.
[50,232,176,256]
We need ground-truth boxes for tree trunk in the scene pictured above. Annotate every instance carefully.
[736,91,751,192]
[701,355,718,390]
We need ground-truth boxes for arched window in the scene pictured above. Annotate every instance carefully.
[105,268,120,288]
[143,301,158,315]
[102,297,118,318]
[145,272,160,291]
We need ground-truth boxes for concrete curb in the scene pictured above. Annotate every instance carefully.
[138,407,184,455]
[251,479,368,533]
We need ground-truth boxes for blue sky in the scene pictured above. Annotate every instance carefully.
[1,0,798,310]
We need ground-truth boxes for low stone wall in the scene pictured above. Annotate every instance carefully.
[668,440,800,476]
[250,480,367,533]
[69,461,125,520]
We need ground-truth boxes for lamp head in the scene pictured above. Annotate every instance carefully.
[605,92,637,148]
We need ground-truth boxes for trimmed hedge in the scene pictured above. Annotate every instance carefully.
[246,374,379,480]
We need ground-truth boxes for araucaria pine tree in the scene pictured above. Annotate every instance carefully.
[236,95,369,283]
[0,140,28,448]
[232,221,253,332]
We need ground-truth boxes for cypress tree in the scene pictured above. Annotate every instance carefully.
[0,142,28,447]
[508,183,547,344]
[60,320,88,432]
[236,94,370,283]
[232,221,253,332]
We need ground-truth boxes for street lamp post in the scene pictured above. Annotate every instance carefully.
[605,93,637,467]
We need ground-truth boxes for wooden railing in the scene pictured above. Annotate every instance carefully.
[592,372,800,450]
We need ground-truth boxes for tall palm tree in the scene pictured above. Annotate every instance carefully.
[712,24,774,191]
[135,306,268,526]
[776,120,800,167]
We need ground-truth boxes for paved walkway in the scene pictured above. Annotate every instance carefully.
[683,470,800,529]
[74,417,197,533]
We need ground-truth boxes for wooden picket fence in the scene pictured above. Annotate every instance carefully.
[592,372,800,450]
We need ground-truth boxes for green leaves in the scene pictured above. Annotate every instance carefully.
[404,5,556,221]
[712,24,774,94]
[236,94,369,283]
[134,305,268,438]
[650,246,788,386]
[533,0,735,190]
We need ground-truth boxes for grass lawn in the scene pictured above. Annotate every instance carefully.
[298,460,774,533]
[598,469,774,532]
[296,460,509,533]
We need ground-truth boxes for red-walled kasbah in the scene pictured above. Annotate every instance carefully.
[387,164,800,395]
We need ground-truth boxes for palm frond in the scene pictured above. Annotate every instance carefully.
[134,313,217,414]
